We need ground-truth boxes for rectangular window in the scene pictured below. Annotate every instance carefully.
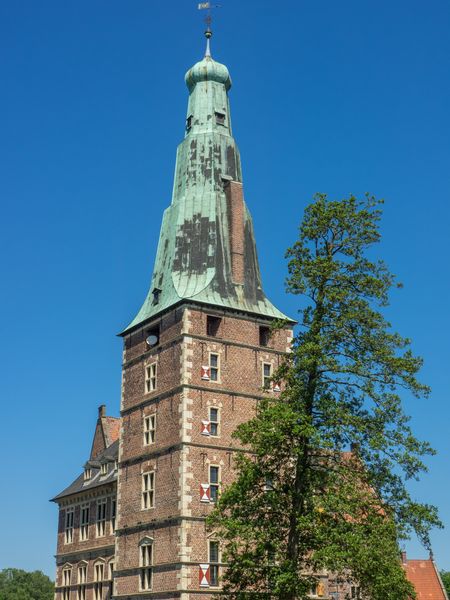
[209,465,220,503]
[140,544,153,591]
[144,414,156,445]
[100,462,108,476]
[209,353,219,382]
[62,568,71,600]
[142,472,155,509]
[93,563,104,600]
[79,503,90,541]
[186,115,193,130]
[84,468,92,481]
[209,540,220,587]
[64,508,74,544]
[206,315,221,337]
[96,500,107,537]
[209,407,219,437]
[145,363,157,393]
[107,562,114,600]
[110,498,116,532]
[262,363,272,389]
[259,326,271,347]
[77,565,87,600]
[351,587,361,599]
[215,111,225,125]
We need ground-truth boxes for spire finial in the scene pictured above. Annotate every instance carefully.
[198,2,221,57]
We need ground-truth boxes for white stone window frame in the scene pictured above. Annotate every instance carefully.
[209,406,220,437]
[209,352,220,383]
[139,537,154,591]
[93,560,105,600]
[145,363,157,393]
[79,503,90,542]
[208,538,220,588]
[84,467,92,482]
[209,464,220,503]
[143,414,156,446]
[64,507,75,544]
[76,562,88,600]
[142,471,155,510]
[62,563,72,600]
[262,362,273,390]
[96,499,107,538]
[100,462,108,477]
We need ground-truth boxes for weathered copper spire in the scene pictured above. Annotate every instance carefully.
[122,44,290,334]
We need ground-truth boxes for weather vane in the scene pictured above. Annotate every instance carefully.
[198,2,222,42]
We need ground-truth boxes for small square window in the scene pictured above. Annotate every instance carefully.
[209,407,219,437]
[210,353,219,382]
[259,326,271,347]
[215,111,225,125]
[206,315,221,337]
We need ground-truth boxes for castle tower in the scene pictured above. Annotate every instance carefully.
[51,36,293,600]
[114,38,293,599]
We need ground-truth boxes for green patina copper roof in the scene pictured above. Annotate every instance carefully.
[121,44,292,335]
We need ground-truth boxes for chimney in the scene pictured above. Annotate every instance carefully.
[98,404,106,418]
[401,551,407,565]
[223,178,245,285]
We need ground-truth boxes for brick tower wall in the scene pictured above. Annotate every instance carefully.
[114,305,293,599]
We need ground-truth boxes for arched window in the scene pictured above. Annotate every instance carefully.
[139,538,153,591]
[61,564,72,600]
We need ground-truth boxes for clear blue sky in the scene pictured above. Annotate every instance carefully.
[0,0,449,577]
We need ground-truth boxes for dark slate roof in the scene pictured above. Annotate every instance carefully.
[51,440,119,502]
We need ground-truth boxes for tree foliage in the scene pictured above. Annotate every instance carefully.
[440,571,450,596]
[0,569,54,600]
[209,194,441,599]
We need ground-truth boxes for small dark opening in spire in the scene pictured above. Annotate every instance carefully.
[152,288,161,305]
[215,111,225,126]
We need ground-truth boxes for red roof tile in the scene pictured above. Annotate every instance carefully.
[404,558,448,600]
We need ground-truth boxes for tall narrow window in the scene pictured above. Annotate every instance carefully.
[209,540,220,587]
[64,508,74,544]
[79,504,89,541]
[84,468,92,481]
[209,353,219,382]
[206,315,221,337]
[140,542,153,591]
[262,363,272,389]
[110,497,117,533]
[351,586,361,599]
[144,414,156,445]
[145,363,157,393]
[93,563,104,600]
[96,499,107,537]
[100,462,108,476]
[209,465,220,502]
[209,407,219,437]
[62,566,72,600]
[142,471,155,509]
[77,564,87,600]
[107,562,114,600]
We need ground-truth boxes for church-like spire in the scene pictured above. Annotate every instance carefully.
[121,43,290,334]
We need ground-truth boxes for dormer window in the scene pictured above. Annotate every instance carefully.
[152,288,161,306]
[186,115,193,130]
[84,468,92,481]
[215,111,225,126]
[100,463,108,476]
